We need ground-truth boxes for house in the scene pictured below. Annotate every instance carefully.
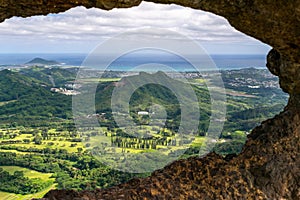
[138,111,149,115]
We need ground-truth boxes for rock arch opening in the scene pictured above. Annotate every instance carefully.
[0,1,298,199]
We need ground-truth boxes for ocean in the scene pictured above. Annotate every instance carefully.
[0,53,267,71]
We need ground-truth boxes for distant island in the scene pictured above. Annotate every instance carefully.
[25,57,61,65]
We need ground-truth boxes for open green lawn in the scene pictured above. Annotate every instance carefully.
[12,134,31,140]
[0,191,19,200]
[6,141,84,153]
[81,78,121,83]
[0,166,54,179]
[191,136,207,147]
[0,184,56,200]
[189,78,207,84]
[1,131,84,153]
[0,149,29,155]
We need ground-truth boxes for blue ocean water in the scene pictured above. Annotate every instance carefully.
[0,53,267,71]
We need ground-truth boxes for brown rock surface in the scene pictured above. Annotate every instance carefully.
[0,0,299,199]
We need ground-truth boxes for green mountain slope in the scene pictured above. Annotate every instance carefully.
[0,70,72,126]
[20,66,77,87]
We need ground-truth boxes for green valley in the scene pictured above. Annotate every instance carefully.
[0,66,288,198]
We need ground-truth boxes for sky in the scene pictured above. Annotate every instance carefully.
[0,2,271,55]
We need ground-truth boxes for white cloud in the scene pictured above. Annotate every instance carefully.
[0,2,269,53]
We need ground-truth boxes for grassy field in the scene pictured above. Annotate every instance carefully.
[189,78,207,84]
[191,136,207,147]
[0,166,53,179]
[7,141,84,153]
[0,184,56,200]
[0,166,56,200]
[0,149,29,155]
[87,126,206,157]
[81,78,121,83]
[0,129,84,153]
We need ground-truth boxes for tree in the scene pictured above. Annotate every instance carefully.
[23,139,31,144]
[42,128,49,140]
[33,135,43,145]
[77,148,83,154]
[13,170,24,178]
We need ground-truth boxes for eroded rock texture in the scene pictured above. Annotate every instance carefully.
[0,0,142,21]
[0,0,299,199]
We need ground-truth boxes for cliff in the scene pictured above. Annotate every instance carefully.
[0,0,299,199]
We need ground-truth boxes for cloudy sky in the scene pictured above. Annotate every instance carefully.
[0,2,270,54]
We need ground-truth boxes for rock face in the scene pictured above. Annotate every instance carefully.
[0,0,299,199]
[0,0,142,21]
